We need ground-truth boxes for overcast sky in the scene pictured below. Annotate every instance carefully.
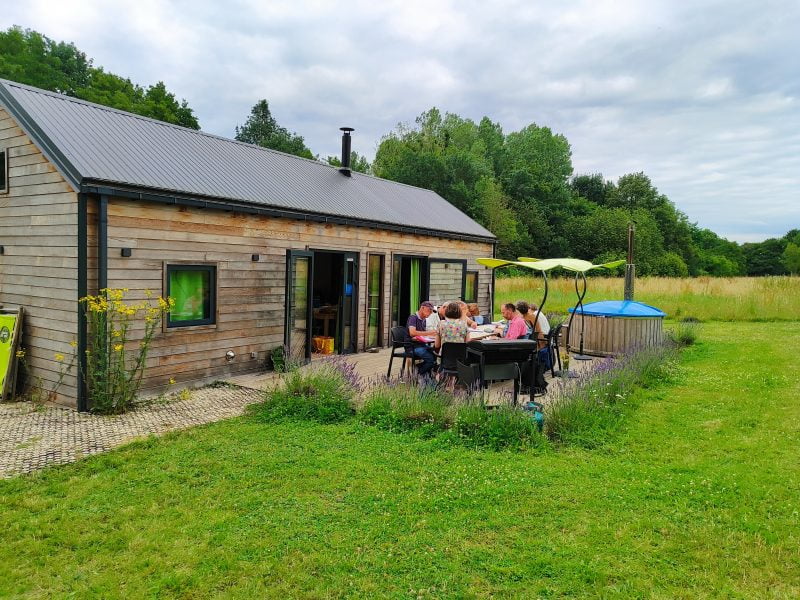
[5,0,799,242]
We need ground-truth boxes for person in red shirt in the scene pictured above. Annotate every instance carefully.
[494,303,528,340]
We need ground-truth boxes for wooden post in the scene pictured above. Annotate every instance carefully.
[624,223,635,301]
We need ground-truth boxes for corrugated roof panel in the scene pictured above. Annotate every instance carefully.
[0,79,495,238]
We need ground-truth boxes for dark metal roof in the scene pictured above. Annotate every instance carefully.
[0,79,494,241]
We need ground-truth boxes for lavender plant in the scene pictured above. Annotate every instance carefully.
[544,342,679,447]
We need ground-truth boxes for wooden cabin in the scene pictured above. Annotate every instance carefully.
[0,79,496,410]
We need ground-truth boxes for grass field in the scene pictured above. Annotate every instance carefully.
[494,275,800,321]
[2,322,798,598]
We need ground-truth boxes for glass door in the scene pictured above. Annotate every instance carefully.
[285,250,313,361]
[366,254,384,348]
[339,252,359,354]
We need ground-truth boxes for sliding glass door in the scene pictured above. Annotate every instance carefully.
[285,250,313,361]
[366,254,384,348]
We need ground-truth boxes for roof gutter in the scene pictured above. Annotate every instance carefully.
[80,181,497,245]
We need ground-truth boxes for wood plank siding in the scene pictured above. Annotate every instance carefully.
[567,314,664,356]
[0,106,494,408]
[0,107,79,405]
[104,198,493,393]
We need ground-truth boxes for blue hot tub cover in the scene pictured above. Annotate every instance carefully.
[568,300,666,318]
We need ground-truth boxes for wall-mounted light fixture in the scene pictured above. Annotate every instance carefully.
[121,248,132,257]
[225,350,235,362]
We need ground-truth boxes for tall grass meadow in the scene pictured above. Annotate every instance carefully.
[495,275,800,321]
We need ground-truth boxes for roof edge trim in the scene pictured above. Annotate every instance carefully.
[0,81,82,191]
[80,182,498,245]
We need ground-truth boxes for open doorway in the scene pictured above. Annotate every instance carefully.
[285,249,358,360]
[391,255,429,328]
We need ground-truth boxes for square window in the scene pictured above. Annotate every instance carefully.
[166,265,216,327]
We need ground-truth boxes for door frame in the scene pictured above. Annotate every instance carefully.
[338,250,359,355]
[307,248,360,355]
[390,253,430,328]
[365,253,386,349]
[285,249,314,361]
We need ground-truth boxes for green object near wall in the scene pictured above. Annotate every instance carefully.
[0,314,17,388]
[409,258,421,311]
[169,270,209,321]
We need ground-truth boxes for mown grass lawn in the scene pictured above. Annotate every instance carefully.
[1,322,799,598]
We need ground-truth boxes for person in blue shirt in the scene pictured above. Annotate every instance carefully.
[406,301,437,376]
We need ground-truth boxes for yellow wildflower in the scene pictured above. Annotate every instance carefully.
[69,340,78,347]
[114,344,123,352]
[144,289,153,298]
[55,353,65,362]
[111,329,122,338]
[15,349,25,358]
[168,377,176,385]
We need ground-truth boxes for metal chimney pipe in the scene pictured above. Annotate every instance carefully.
[339,127,354,176]
[624,222,635,301]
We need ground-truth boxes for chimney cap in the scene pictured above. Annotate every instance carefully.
[340,126,354,133]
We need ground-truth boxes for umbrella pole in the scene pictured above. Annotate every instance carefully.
[573,272,592,360]
[555,272,583,377]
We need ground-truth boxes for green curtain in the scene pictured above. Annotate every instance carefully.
[170,270,208,321]
[409,258,421,311]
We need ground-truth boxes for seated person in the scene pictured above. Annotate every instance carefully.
[457,301,478,328]
[406,301,438,376]
[531,302,550,337]
[467,303,484,325]
[426,303,446,332]
[435,301,471,352]
[494,303,528,340]
[515,300,537,341]
[516,300,553,371]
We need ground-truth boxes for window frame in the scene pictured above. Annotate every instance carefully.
[0,148,8,195]
[464,270,479,304]
[426,258,467,302]
[164,263,218,328]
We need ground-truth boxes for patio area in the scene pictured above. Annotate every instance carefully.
[0,347,602,478]
[224,346,602,393]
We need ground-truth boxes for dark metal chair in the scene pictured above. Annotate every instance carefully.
[456,360,480,390]
[387,326,419,377]
[439,342,467,376]
[545,323,563,377]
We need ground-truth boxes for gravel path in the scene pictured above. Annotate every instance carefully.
[0,386,262,479]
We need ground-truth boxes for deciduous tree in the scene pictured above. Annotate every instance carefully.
[235,100,313,159]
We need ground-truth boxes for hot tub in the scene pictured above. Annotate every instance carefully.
[567,300,666,357]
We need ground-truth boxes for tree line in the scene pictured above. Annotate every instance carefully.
[3,26,796,276]
[0,26,198,128]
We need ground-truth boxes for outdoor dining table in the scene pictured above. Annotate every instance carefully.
[467,328,496,341]
[464,338,538,405]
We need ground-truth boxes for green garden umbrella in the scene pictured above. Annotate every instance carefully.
[477,257,624,365]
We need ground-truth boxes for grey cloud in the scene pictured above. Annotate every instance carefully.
[4,0,799,242]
